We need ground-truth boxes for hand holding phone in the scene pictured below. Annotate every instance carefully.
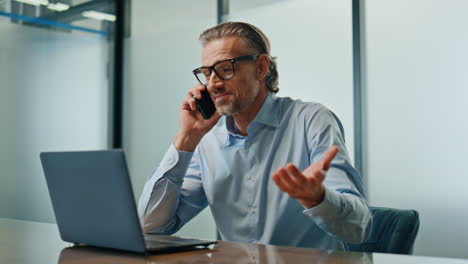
[194,87,216,120]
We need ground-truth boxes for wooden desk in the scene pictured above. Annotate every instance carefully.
[1,218,466,264]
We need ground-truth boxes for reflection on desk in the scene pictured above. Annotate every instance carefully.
[1,218,468,264]
[58,242,372,264]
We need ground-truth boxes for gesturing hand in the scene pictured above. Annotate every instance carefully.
[272,146,340,209]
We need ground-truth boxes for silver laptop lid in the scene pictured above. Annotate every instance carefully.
[40,150,147,253]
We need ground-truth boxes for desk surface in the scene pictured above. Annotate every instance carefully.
[0,218,466,264]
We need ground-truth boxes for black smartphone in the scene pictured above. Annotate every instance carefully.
[195,87,216,120]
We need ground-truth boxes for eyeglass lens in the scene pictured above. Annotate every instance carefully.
[196,60,234,84]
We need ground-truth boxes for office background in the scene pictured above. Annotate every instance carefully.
[0,0,467,259]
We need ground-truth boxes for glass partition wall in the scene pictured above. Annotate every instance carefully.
[225,0,356,163]
[123,0,217,241]
[0,0,117,223]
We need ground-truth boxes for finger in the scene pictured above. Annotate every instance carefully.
[203,112,222,126]
[186,88,198,111]
[194,84,207,99]
[193,89,202,100]
[321,146,339,171]
[272,172,289,193]
[279,167,301,190]
[188,84,203,99]
[181,99,191,111]
[309,169,327,185]
[209,112,221,122]
[188,89,200,101]
[185,95,197,111]
[285,163,307,186]
[273,168,294,193]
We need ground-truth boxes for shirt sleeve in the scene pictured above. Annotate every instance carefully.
[302,106,372,244]
[137,144,208,234]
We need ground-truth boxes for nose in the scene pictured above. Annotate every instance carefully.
[207,71,224,91]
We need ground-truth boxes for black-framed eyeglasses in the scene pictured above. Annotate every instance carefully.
[192,54,259,85]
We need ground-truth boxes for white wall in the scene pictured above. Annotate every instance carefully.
[0,22,109,223]
[363,0,468,258]
[123,0,218,240]
[226,0,356,163]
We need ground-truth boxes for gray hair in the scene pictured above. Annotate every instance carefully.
[199,22,279,94]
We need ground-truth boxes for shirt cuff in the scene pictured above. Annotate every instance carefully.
[302,186,342,226]
[161,144,194,184]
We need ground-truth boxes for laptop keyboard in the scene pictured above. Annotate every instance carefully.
[143,234,214,250]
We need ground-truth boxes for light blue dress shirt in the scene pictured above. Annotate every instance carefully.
[138,94,372,250]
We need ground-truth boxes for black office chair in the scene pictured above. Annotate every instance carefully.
[347,207,420,254]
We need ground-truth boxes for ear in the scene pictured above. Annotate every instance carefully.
[256,54,270,81]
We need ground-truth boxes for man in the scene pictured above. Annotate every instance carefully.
[138,22,372,250]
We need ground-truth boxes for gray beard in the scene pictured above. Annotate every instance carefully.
[216,100,241,116]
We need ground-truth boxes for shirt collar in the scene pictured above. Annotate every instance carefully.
[223,93,280,147]
[251,92,280,128]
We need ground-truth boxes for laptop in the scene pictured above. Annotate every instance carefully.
[40,150,216,253]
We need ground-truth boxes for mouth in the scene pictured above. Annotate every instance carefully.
[214,92,232,101]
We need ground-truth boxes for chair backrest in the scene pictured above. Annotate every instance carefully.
[347,207,420,254]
